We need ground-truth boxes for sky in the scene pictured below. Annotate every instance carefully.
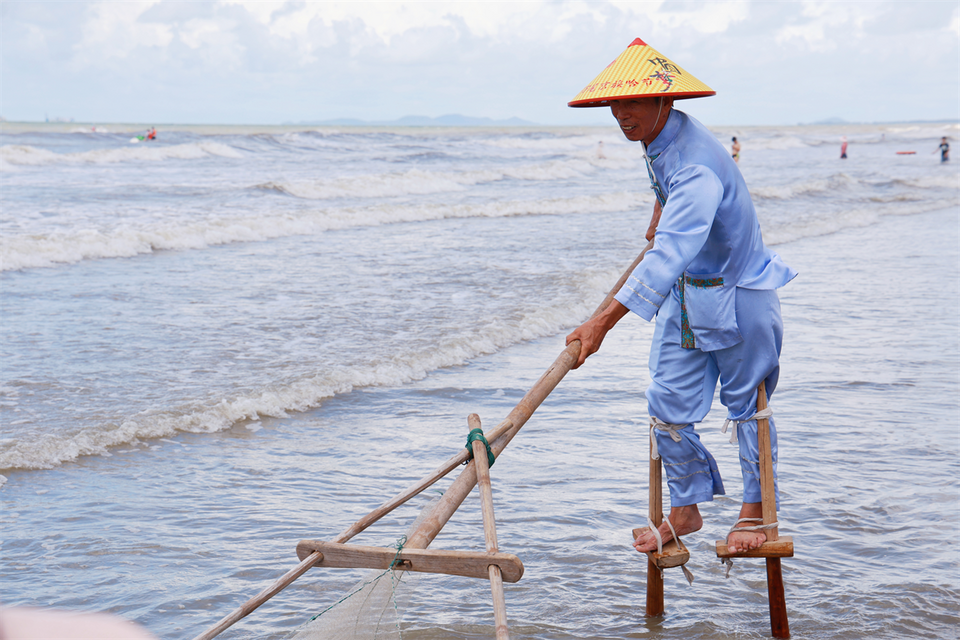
[3,0,959,126]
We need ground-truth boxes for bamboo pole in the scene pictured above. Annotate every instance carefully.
[645,437,664,617]
[469,414,510,640]
[756,381,778,542]
[756,380,790,639]
[192,241,654,640]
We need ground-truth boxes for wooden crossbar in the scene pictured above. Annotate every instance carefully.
[295,540,524,583]
[715,536,794,558]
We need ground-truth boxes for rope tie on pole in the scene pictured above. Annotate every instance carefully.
[465,428,495,468]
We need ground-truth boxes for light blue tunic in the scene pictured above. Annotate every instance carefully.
[614,109,797,507]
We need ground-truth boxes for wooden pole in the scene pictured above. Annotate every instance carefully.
[756,380,790,639]
[192,242,655,640]
[469,414,510,640]
[766,558,789,639]
[645,434,664,617]
[756,381,778,542]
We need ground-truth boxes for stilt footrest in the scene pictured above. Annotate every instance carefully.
[296,540,524,583]
[632,527,690,568]
[715,536,794,559]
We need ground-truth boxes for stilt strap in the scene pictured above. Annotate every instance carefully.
[721,407,773,444]
[649,416,686,460]
[465,428,495,468]
[646,515,695,585]
[726,517,779,536]
[720,518,781,578]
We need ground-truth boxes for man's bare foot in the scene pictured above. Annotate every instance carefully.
[633,505,703,553]
[727,502,767,554]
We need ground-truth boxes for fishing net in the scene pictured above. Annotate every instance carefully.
[285,497,439,640]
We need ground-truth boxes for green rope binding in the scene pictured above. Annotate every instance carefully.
[465,428,495,468]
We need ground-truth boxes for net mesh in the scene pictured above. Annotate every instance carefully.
[285,497,438,640]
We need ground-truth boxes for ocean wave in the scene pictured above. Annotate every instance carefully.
[0,141,243,167]
[481,133,606,151]
[0,191,643,271]
[258,158,598,199]
[762,197,959,246]
[736,135,810,151]
[867,174,960,190]
[0,266,615,473]
[751,173,854,200]
[752,170,959,202]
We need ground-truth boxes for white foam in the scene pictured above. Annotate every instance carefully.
[0,142,243,167]
[0,265,613,472]
[739,135,810,151]
[0,191,644,271]
[481,133,605,151]
[751,174,853,200]
[260,158,597,200]
[762,197,959,246]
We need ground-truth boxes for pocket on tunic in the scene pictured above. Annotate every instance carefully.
[683,272,742,351]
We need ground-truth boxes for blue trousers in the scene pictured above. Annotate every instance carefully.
[646,286,783,507]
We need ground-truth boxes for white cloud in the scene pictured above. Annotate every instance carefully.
[224,1,542,43]
[649,1,750,35]
[72,2,172,67]
[2,0,957,124]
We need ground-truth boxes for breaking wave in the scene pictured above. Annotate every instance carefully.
[257,158,607,200]
[0,141,243,167]
[0,192,643,271]
[0,265,617,473]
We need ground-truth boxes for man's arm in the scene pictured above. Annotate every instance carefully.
[565,299,629,368]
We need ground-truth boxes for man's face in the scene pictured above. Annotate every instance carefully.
[609,98,666,143]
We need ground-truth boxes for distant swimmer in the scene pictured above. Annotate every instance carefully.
[731,136,740,163]
[939,137,949,162]
[131,127,157,143]
[597,140,606,159]
[840,136,848,159]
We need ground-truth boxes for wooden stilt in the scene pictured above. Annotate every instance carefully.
[645,437,665,617]
[713,380,791,638]
[469,414,511,640]
[766,557,790,639]
[756,380,790,639]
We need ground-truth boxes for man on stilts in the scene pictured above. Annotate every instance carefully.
[565,39,797,554]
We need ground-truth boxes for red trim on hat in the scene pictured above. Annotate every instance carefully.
[630,38,647,46]
[567,89,716,108]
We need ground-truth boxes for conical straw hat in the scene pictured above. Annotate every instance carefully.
[568,38,715,108]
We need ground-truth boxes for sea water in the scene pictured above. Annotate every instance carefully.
[1,119,958,639]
